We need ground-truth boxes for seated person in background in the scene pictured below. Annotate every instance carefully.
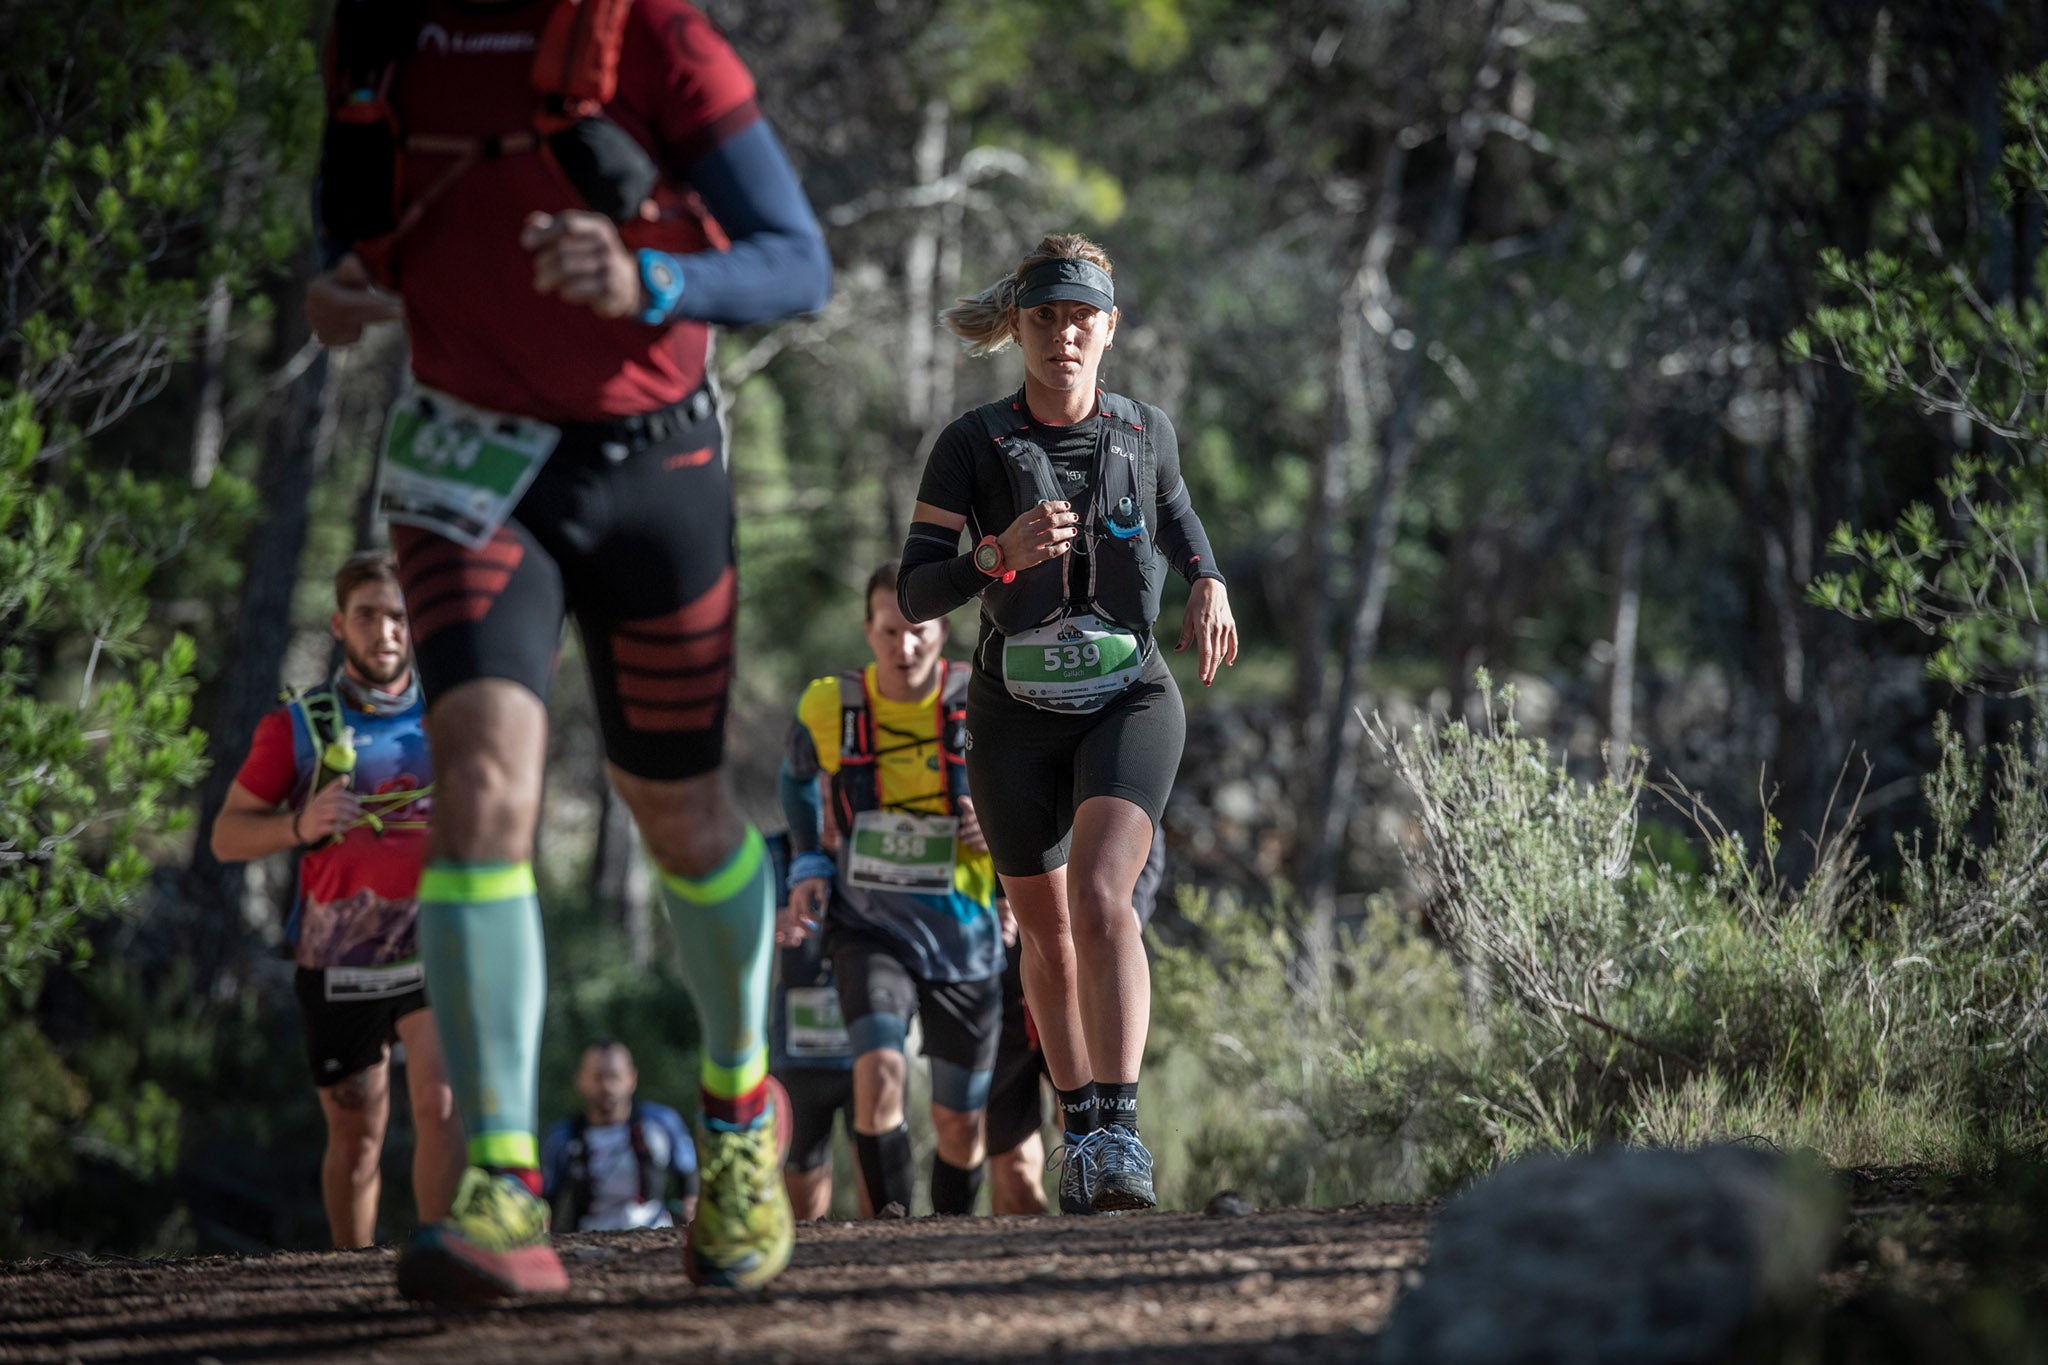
[541,1040,698,1231]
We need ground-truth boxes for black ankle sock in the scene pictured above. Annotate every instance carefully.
[930,1155,984,1216]
[854,1125,914,1216]
[1055,1082,1100,1136]
[1098,1081,1139,1132]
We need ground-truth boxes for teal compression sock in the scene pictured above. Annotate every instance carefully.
[655,825,774,1121]
[416,860,545,1171]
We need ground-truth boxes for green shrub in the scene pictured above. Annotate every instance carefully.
[1146,889,1468,1208]
[1341,679,2048,1185]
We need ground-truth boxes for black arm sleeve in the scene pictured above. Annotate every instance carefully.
[899,521,985,624]
[898,420,990,623]
[1149,412,1225,585]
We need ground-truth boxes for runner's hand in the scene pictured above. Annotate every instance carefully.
[305,253,403,347]
[297,780,362,843]
[958,796,988,852]
[1176,577,1239,687]
[774,900,815,947]
[998,500,1080,571]
[521,210,643,319]
[788,876,830,934]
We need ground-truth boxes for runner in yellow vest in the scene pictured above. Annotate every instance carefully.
[778,562,1006,1216]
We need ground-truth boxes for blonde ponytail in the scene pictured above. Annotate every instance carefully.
[938,275,1025,355]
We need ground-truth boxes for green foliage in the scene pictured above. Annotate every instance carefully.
[0,0,318,1255]
[0,1021,88,1247]
[0,0,316,1007]
[1162,680,2048,1211]
[1,0,317,445]
[0,415,217,1001]
[1147,890,1468,1207]
[1333,682,2048,1184]
[0,957,318,1258]
[1801,63,2048,689]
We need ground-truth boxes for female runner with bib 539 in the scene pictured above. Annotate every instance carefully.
[895,233,1236,1212]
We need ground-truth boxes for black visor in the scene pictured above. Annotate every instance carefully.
[1015,257,1115,312]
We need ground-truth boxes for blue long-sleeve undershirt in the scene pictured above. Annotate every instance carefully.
[665,119,831,326]
[777,754,825,857]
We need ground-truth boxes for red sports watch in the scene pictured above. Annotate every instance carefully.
[973,534,1015,583]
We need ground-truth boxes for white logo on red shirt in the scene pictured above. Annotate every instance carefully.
[416,24,537,55]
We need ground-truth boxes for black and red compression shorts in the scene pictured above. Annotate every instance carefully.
[391,388,736,782]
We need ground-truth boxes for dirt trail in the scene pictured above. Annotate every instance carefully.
[0,1205,1432,1363]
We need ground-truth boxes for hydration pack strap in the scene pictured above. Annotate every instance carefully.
[534,0,636,124]
[834,671,876,833]
[834,667,969,824]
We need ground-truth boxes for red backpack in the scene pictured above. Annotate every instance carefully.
[319,0,726,285]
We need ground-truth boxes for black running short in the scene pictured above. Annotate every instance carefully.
[391,387,735,781]
[775,1066,855,1173]
[829,927,1002,1112]
[292,967,428,1089]
[964,645,1186,877]
[983,949,1047,1156]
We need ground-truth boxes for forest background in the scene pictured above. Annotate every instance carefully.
[6,0,2048,1255]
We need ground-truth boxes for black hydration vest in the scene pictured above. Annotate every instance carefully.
[971,391,1163,637]
[829,664,971,836]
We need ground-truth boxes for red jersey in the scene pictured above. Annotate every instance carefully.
[374,0,760,422]
[235,690,433,969]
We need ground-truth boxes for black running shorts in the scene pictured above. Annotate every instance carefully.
[829,927,1002,1111]
[775,1066,855,1174]
[982,949,1047,1156]
[964,646,1186,878]
[292,968,427,1089]
[391,389,736,782]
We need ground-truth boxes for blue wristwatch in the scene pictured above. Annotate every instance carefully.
[637,248,685,325]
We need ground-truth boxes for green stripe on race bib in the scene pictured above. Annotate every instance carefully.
[1001,615,1143,714]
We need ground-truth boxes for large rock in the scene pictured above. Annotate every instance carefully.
[1379,1145,1840,1365]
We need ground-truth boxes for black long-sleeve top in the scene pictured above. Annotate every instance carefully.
[897,396,1222,636]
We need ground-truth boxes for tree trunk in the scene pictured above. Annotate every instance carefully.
[1297,9,1509,969]
[592,782,655,968]
[1603,466,1647,777]
[1293,272,1371,730]
[882,98,953,552]
[189,277,231,489]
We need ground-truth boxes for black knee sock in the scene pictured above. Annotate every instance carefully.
[1098,1080,1139,1132]
[930,1154,984,1216]
[854,1125,914,1215]
[1055,1082,1100,1136]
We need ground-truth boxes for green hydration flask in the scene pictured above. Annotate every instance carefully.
[318,724,358,790]
[313,724,357,841]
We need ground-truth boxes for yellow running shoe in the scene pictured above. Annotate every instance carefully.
[684,1098,794,1290]
[397,1167,568,1304]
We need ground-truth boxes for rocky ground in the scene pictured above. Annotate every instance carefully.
[0,1203,1431,1364]
[5,1171,2042,1365]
